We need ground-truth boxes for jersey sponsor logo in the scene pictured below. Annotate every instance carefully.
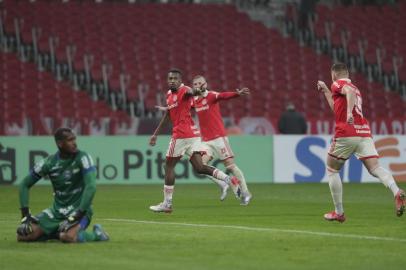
[195,105,209,112]
[173,95,177,102]
[202,99,207,105]
[55,187,82,196]
[63,170,72,180]
[58,205,74,216]
[356,130,371,134]
[50,165,62,171]
[167,102,178,110]
[50,164,62,177]
[353,124,370,129]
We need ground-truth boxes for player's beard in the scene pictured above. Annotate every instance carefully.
[66,144,78,155]
[169,86,178,92]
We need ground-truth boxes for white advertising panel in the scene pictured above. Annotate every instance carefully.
[274,135,406,183]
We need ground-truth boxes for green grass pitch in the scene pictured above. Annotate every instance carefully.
[1,183,406,270]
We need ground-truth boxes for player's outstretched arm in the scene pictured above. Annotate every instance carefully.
[216,88,250,101]
[150,111,169,146]
[155,105,168,111]
[317,80,334,111]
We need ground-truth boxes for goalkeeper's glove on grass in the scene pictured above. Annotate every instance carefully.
[17,207,39,236]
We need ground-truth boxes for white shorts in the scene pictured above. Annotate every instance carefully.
[200,136,234,161]
[166,137,202,158]
[328,137,379,161]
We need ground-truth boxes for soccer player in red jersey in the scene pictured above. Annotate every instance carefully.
[318,63,405,222]
[191,75,252,205]
[149,69,241,213]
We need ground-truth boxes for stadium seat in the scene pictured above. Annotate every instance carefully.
[1,0,405,135]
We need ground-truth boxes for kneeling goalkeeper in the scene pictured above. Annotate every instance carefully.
[17,127,109,243]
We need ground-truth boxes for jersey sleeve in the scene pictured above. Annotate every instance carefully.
[19,175,41,208]
[78,170,96,211]
[331,81,344,95]
[210,91,239,103]
[208,91,220,103]
[20,157,50,208]
[30,157,50,180]
[179,86,191,100]
[78,152,97,211]
[217,91,239,100]
[79,152,96,175]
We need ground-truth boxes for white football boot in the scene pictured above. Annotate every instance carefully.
[240,192,252,206]
[149,201,173,213]
[219,181,229,201]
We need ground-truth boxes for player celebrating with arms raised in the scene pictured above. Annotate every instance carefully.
[149,69,241,213]
[17,127,109,243]
[192,75,252,205]
[318,63,405,222]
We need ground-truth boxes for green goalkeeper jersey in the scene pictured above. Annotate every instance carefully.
[19,150,97,218]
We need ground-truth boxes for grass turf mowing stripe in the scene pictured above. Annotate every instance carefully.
[103,218,406,243]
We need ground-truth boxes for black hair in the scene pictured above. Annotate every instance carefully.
[54,127,73,142]
[168,68,183,77]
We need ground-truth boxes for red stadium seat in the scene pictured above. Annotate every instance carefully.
[1,1,405,135]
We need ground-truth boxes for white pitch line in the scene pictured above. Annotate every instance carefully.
[103,218,406,243]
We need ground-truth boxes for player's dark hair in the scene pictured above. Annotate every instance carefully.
[331,62,348,73]
[168,68,182,77]
[54,127,73,142]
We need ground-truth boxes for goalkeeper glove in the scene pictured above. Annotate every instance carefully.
[58,210,86,232]
[16,207,39,236]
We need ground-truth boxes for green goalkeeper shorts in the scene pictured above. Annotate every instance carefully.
[35,207,93,235]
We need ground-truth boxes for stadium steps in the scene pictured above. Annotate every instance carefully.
[1,0,404,129]
[285,2,406,97]
[0,51,133,135]
[0,0,334,123]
